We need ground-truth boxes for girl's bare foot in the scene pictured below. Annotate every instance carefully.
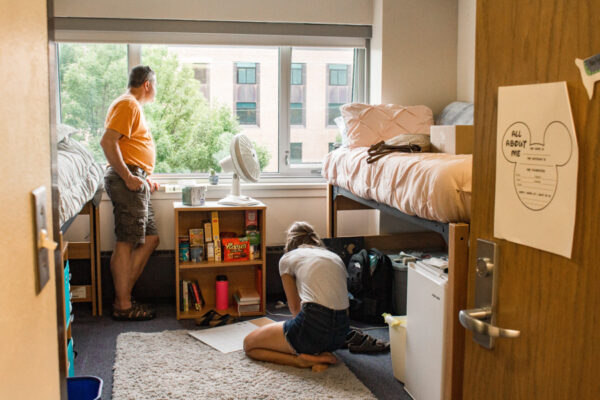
[298,352,338,365]
[311,363,330,372]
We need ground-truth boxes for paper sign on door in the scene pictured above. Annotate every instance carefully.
[494,82,578,258]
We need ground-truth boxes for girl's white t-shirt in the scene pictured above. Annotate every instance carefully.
[279,246,349,311]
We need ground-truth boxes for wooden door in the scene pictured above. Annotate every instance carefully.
[0,0,65,399]
[464,1,600,398]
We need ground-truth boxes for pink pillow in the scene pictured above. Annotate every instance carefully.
[341,103,434,148]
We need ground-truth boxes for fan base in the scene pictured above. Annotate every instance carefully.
[217,194,260,206]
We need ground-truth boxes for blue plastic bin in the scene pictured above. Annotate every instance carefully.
[67,376,103,400]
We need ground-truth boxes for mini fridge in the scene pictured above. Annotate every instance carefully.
[404,261,448,400]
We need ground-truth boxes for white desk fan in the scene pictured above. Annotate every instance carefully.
[217,133,261,206]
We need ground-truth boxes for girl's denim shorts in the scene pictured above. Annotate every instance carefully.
[283,302,349,355]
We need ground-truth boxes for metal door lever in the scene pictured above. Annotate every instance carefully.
[39,228,57,251]
[459,307,520,338]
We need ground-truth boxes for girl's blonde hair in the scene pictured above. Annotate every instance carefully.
[284,221,324,252]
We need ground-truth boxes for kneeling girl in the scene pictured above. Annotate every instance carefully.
[243,221,349,371]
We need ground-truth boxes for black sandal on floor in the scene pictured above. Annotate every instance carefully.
[348,334,390,354]
[112,302,156,321]
[209,313,237,327]
[195,310,220,326]
[342,329,367,349]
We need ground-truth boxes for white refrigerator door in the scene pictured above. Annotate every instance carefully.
[404,263,447,400]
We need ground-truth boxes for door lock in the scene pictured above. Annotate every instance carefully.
[459,239,520,349]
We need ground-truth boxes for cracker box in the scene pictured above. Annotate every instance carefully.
[203,221,212,242]
[189,228,204,246]
[205,241,215,261]
[222,237,250,262]
[214,239,222,262]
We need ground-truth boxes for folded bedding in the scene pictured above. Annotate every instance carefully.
[322,147,472,223]
[58,136,105,227]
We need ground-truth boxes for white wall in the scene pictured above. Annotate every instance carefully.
[54,0,374,25]
[65,185,380,250]
[370,0,458,116]
[457,0,476,102]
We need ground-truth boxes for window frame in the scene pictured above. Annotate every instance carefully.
[56,35,368,180]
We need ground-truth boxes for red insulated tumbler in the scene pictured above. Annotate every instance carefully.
[215,275,229,310]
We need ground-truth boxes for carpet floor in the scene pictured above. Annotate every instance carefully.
[72,302,411,399]
[113,330,376,399]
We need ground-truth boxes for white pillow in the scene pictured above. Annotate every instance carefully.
[341,103,433,148]
[56,123,79,143]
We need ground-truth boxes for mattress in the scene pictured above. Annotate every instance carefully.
[322,147,472,223]
[57,137,104,227]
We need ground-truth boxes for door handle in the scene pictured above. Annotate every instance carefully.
[459,307,520,339]
[39,228,58,251]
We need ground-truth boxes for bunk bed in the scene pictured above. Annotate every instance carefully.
[322,102,473,400]
[57,124,105,316]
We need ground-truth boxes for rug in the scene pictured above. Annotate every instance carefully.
[113,330,377,400]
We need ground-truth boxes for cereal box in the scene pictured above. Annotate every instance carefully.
[222,237,250,262]
[211,211,220,242]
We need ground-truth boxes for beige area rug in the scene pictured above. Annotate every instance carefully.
[113,330,376,400]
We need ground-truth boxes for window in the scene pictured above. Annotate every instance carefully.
[290,142,303,163]
[289,63,306,127]
[236,102,257,125]
[56,41,364,177]
[236,62,257,84]
[328,64,348,86]
[192,63,210,101]
[291,63,304,85]
[288,47,355,166]
[290,103,304,126]
[326,62,352,128]
[328,142,336,152]
[234,62,261,128]
[57,43,128,164]
[327,103,344,126]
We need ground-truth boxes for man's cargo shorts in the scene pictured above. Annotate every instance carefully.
[104,164,158,245]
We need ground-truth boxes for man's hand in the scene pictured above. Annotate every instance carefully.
[125,174,145,192]
[146,177,160,193]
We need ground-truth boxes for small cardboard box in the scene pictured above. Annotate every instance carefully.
[222,237,250,262]
[203,222,212,242]
[430,125,473,155]
[189,228,204,246]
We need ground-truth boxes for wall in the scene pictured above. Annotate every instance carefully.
[0,0,61,399]
[65,184,380,250]
[53,0,374,25]
[457,0,476,102]
[370,0,458,115]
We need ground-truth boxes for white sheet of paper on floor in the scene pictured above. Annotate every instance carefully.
[188,317,274,353]
[494,81,578,258]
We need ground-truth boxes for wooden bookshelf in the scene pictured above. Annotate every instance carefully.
[174,201,266,320]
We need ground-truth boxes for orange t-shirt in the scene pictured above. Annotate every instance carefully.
[104,93,155,174]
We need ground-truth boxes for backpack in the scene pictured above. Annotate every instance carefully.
[346,248,393,323]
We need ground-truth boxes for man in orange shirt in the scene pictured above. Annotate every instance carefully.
[100,65,160,320]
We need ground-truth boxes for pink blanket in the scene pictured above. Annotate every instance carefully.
[322,147,472,223]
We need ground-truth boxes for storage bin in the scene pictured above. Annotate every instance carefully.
[384,314,407,383]
[389,257,408,315]
[67,338,75,377]
[67,376,103,400]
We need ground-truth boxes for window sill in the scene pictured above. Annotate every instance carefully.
[100,179,329,201]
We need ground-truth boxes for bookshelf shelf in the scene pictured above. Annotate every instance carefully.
[179,259,264,270]
[174,202,266,320]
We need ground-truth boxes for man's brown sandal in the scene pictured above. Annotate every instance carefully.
[112,302,156,321]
